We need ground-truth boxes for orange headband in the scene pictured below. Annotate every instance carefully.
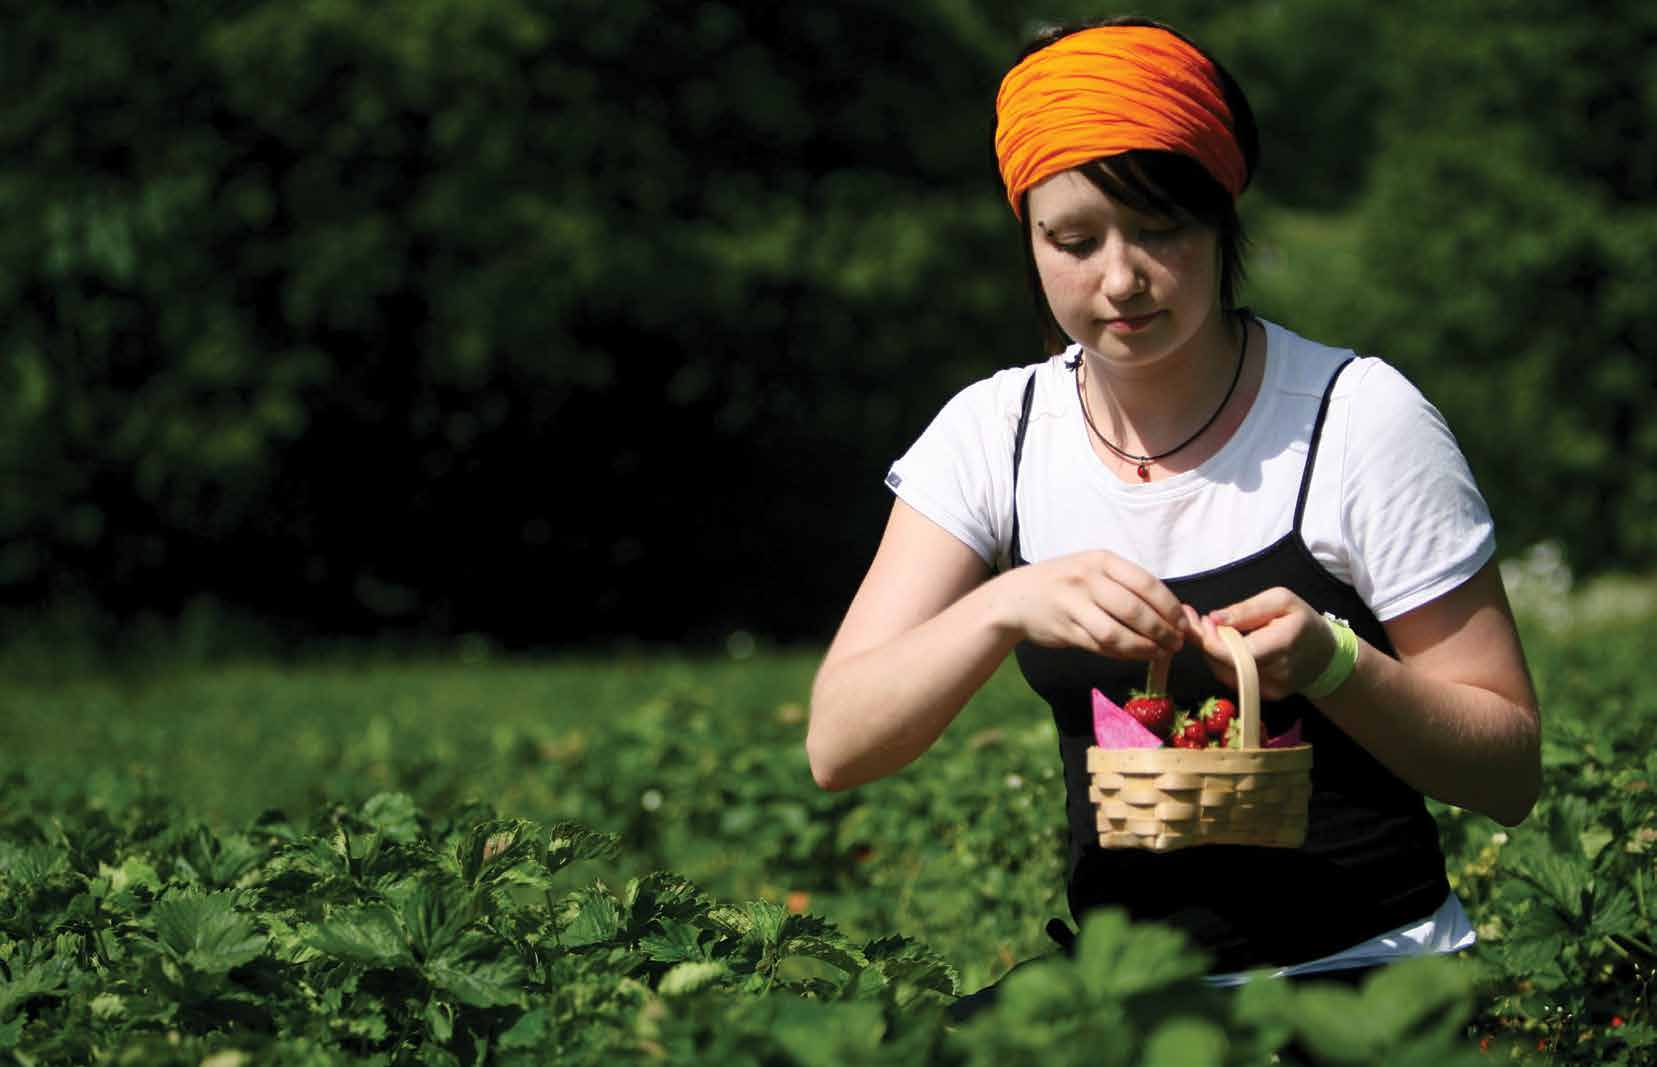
[994,25,1246,218]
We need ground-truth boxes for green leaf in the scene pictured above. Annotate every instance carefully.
[0,956,73,1022]
[1072,910,1209,1000]
[658,960,730,996]
[562,888,622,948]
[864,935,958,996]
[769,1000,885,1067]
[425,932,526,1008]
[361,793,422,844]
[742,900,788,950]
[498,1007,553,1051]
[781,934,864,977]
[0,843,68,887]
[396,877,473,962]
[457,818,542,887]
[424,997,454,1044]
[307,903,412,967]
[639,920,709,963]
[150,892,267,974]
[1141,1018,1227,1067]
[543,822,619,876]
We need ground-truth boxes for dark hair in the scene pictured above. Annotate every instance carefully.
[1007,17,1261,353]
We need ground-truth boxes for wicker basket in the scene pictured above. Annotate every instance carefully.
[1086,625,1313,852]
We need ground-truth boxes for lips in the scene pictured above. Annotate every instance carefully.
[1104,311,1161,333]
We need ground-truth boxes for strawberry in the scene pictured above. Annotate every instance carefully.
[1123,658,1178,738]
[1123,691,1176,738]
[1169,712,1208,749]
[1199,697,1235,741]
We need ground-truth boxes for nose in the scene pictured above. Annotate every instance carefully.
[1099,234,1146,301]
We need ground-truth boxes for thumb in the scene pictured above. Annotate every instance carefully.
[1208,588,1294,633]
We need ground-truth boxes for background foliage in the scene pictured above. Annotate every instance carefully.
[1,611,1651,1062]
[2,0,1652,647]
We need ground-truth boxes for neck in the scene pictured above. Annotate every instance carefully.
[1079,308,1246,457]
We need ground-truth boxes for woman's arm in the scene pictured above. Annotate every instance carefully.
[808,499,1187,791]
[1188,559,1541,825]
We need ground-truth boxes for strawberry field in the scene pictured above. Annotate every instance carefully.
[1,600,1652,1064]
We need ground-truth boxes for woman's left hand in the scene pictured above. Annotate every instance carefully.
[1180,588,1337,700]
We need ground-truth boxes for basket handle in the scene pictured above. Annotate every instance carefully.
[1215,625,1262,747]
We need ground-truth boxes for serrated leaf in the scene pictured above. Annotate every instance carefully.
[742,900,788,949]
[781,934,865,976]
[658,960,729,996]
[498,1006,554,1051]
[544,822,620,876]
[639,920,709,963]
[180,828,265,888]
[425,932,526,1007]
[1588,887,1638,939]
[150,892,267,974]
[0,843,68,887]
[561,888,621,947]
[0,956,73,1022]
[1073,909,1208,999]
[308,904,412,967]
[361,793,422,844]
[457,818,543,887]
[863,935,958,1000]
[623,871,704,928]
[396,877,474,962]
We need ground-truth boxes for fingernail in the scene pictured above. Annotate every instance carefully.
[1209,611,1228,625]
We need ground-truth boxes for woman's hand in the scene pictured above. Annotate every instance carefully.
[1180,587,1336,700]
[989,549,1187,661]
[1180,566,1542,826]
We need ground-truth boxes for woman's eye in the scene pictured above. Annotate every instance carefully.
[1054,237,1098,258]
[1138,221,1184,241]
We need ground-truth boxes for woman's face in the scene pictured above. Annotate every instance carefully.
[1026,168,1223,370]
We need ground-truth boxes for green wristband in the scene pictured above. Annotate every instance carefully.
[1301,612,1359,699]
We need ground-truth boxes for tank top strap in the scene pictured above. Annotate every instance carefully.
[1292,356,1358,533]
[1006,367,1040,570]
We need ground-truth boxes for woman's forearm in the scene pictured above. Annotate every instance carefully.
[807,579,1023,790]
[1315,640,1540,825]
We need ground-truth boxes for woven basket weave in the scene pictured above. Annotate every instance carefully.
[1086,625,1313,852]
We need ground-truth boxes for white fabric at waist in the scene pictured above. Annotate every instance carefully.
[1203,891,1476,987]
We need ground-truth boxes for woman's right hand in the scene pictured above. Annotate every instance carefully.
[987,549,1186,661]
[810,505,1186,790]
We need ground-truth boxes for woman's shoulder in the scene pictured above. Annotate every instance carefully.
[1260,319,1423,410]
[935,350,1075,432]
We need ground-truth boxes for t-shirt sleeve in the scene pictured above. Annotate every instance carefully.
[884,374,1019,569]
[1334,360,1496,621]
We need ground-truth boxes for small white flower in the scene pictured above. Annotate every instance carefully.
[1005,774,1024,790]
[1491,831,1509,846]
[641,789,663,812]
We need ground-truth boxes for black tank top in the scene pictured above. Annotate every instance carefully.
[1007,356,1450,973]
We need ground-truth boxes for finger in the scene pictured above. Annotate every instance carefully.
[1208,587,1299,633]
[1071,607,1164,660]
[1090,576,1184,654]
[1095,553,1187,628]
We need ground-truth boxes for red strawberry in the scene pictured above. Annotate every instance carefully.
[1123,691,1175,738]
[1170,713,1208,749]
[1199,698,1235,742]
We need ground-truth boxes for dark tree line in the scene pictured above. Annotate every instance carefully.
[2,0,1650,650]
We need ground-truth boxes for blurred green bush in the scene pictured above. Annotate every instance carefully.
[1,0,1649,648]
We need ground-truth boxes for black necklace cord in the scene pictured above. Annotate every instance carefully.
[1075,314,1249,481]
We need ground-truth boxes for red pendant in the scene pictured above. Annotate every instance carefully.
[1137,463,1150,481]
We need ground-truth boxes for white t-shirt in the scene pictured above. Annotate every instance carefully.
[887,318,1495,621]
[885,318,1493,976]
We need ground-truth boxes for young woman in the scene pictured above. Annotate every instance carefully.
[807,17,1540,1001]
